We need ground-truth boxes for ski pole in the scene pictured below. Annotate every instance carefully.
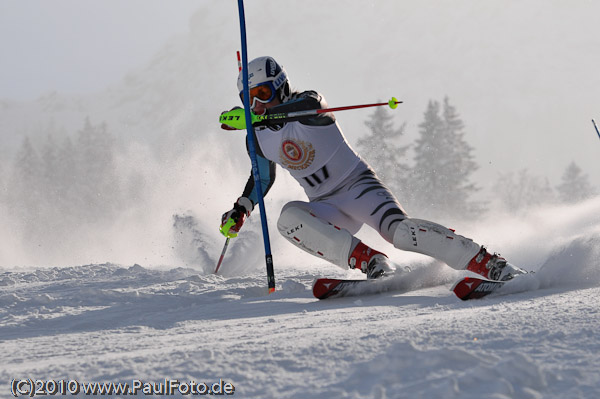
[214,237,230,274]
[220,97,402,130]
[237,0,276,294]
[214,53,245,277]
[267,97,401,119]
[593,119,600,140]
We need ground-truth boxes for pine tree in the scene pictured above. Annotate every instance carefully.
[356,105,409,194]
[556,161,596,203]
[410,98,481,220]
[75,117,120,223]
[13,137,42,185]
[40,135,59,199]
[408,100,443,214]
[496,169,556,212]
[7,137,44,223]
[56,136,78,200]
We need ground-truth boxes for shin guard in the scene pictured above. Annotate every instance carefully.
[277,206,353,269]
[393,218,480,270]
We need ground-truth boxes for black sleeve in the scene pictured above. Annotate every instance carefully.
[259,91,336,127]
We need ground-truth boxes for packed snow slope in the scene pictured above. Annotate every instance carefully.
[1,197,600,399]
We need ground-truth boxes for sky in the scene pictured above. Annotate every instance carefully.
[1,0,599,190]
[0,0,200,100]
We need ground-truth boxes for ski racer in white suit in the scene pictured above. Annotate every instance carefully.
[220,56,524,280]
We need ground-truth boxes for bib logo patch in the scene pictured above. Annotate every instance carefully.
[280,139,315,170]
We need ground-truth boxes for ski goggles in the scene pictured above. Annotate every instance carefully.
[239,82,277,108]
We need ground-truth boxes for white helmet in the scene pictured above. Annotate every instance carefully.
[237,56,291,107]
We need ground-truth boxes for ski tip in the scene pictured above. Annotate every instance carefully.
[452,276,505,301]
[452,277,478,301]
[312,278,342,300]
[454,277,487,301]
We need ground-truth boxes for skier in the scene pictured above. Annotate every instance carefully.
[220,56,524,281]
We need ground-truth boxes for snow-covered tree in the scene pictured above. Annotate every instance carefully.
[7,137,44,223]
[556,161,596,203]
[12,137,42,186]
[3,118,131,253]
[495,169,556,212]
[75,117,121,222]
[40,135,59,198]
[56,136,77,192]
[356,105,409,194]
[409,97,481,220]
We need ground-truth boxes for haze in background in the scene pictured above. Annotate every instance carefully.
[0,0,200,100]
[1,0,598,268]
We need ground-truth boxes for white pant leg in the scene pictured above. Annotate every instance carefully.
[392,218,480,270]
[313,163,407,243]
[277,202,357,269]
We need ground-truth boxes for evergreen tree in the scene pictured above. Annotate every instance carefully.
[47,136,80,227]
[496,169,556,212]
[410,97,481,220]
[4,120,125,253]
[13,137,42,186]
[356,105,409,194]
[556,161,596,203]
[40,135,59,199]
[56,136,78,201]
[7,137,44,222]
[75,117,120,222]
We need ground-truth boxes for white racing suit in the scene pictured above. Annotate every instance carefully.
[240,91,481,271]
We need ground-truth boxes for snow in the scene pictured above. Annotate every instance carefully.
[1,2,600,397]
[1,198,600,398]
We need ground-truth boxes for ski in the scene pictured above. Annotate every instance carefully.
[313,278,362,299]
[315,272,533,301]
[312,277,392,300]
[452,276,507,300]
[452,271,534,300]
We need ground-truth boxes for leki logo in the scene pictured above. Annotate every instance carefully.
[280,140,315,170]
[409,227,418,246]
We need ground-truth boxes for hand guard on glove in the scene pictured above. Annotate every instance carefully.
[220,197,253,238]
[220,107,243,130]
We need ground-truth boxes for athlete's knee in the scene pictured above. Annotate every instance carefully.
[277,204,354,268]
[371,203,406,243]
[277,204,309,237]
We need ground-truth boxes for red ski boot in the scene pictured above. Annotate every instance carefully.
[349,242,394,279]
[466,246,526,281]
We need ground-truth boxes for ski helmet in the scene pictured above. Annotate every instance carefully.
[237,56,291,107]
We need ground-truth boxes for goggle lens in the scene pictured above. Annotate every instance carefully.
[250,84,274,102]
[239,83,275,107]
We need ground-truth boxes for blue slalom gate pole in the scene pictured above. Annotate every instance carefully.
[593,119,600,141]
[237,0,276,293]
